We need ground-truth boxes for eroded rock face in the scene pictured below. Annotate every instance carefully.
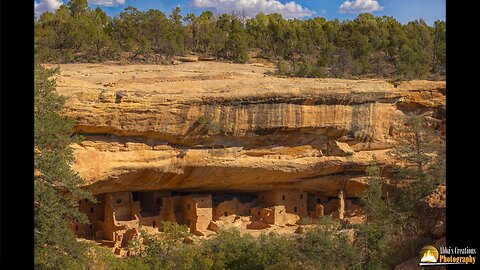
[417,185,446,239]
[50,62,445,196]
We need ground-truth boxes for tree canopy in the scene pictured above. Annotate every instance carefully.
[35,1,445,79]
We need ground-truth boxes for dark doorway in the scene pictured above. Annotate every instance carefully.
[132,191,163,217]
[132,192,139,202]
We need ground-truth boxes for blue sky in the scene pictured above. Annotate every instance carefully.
[35,0,446,25]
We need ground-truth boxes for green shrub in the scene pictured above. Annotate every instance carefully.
[299,217,361,270]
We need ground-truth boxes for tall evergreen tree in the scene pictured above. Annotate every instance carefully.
[34,59,94,269]
[388,114,444,213]
[357,156,389,269]
[226,14,250,63]
[67,0,89,17]
[433,20,446,75]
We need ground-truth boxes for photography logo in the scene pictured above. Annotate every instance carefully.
[420,246,439,264]
[419,245,476,266]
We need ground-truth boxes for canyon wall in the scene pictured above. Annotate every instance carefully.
[51,62,445,197]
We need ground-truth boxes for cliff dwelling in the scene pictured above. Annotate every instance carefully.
[53,62,445,255]
[71,188,363,254]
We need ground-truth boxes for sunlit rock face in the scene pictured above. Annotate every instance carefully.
[51,62,445,196]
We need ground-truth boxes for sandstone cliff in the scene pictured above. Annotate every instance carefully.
[49,62,445,196]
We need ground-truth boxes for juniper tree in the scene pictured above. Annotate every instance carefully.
[34,59,95,269]
[357,156,389,270]
[388,114,444,214]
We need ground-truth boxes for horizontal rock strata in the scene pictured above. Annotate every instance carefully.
[51,62,445,196]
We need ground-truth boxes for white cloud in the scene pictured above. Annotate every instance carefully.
[89,0,126,7]
[34,0,63,14]
[34,0,128,15]
[339,0,383,14]
[192,0,315,19]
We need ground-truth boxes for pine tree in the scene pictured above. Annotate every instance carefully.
[388,114,444,214]
[433,20,446,75]
[34,58,95,269]
[226,14,250,63]
[358,155,389,269]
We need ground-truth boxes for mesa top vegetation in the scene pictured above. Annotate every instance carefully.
[35,0,445,80]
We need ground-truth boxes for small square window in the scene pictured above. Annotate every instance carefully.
[300,194,303,199]
[282,196,285,201]
[116,199,122,204]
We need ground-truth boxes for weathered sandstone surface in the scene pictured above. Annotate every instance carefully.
[417,185,446,239]
[49,61,445,197]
